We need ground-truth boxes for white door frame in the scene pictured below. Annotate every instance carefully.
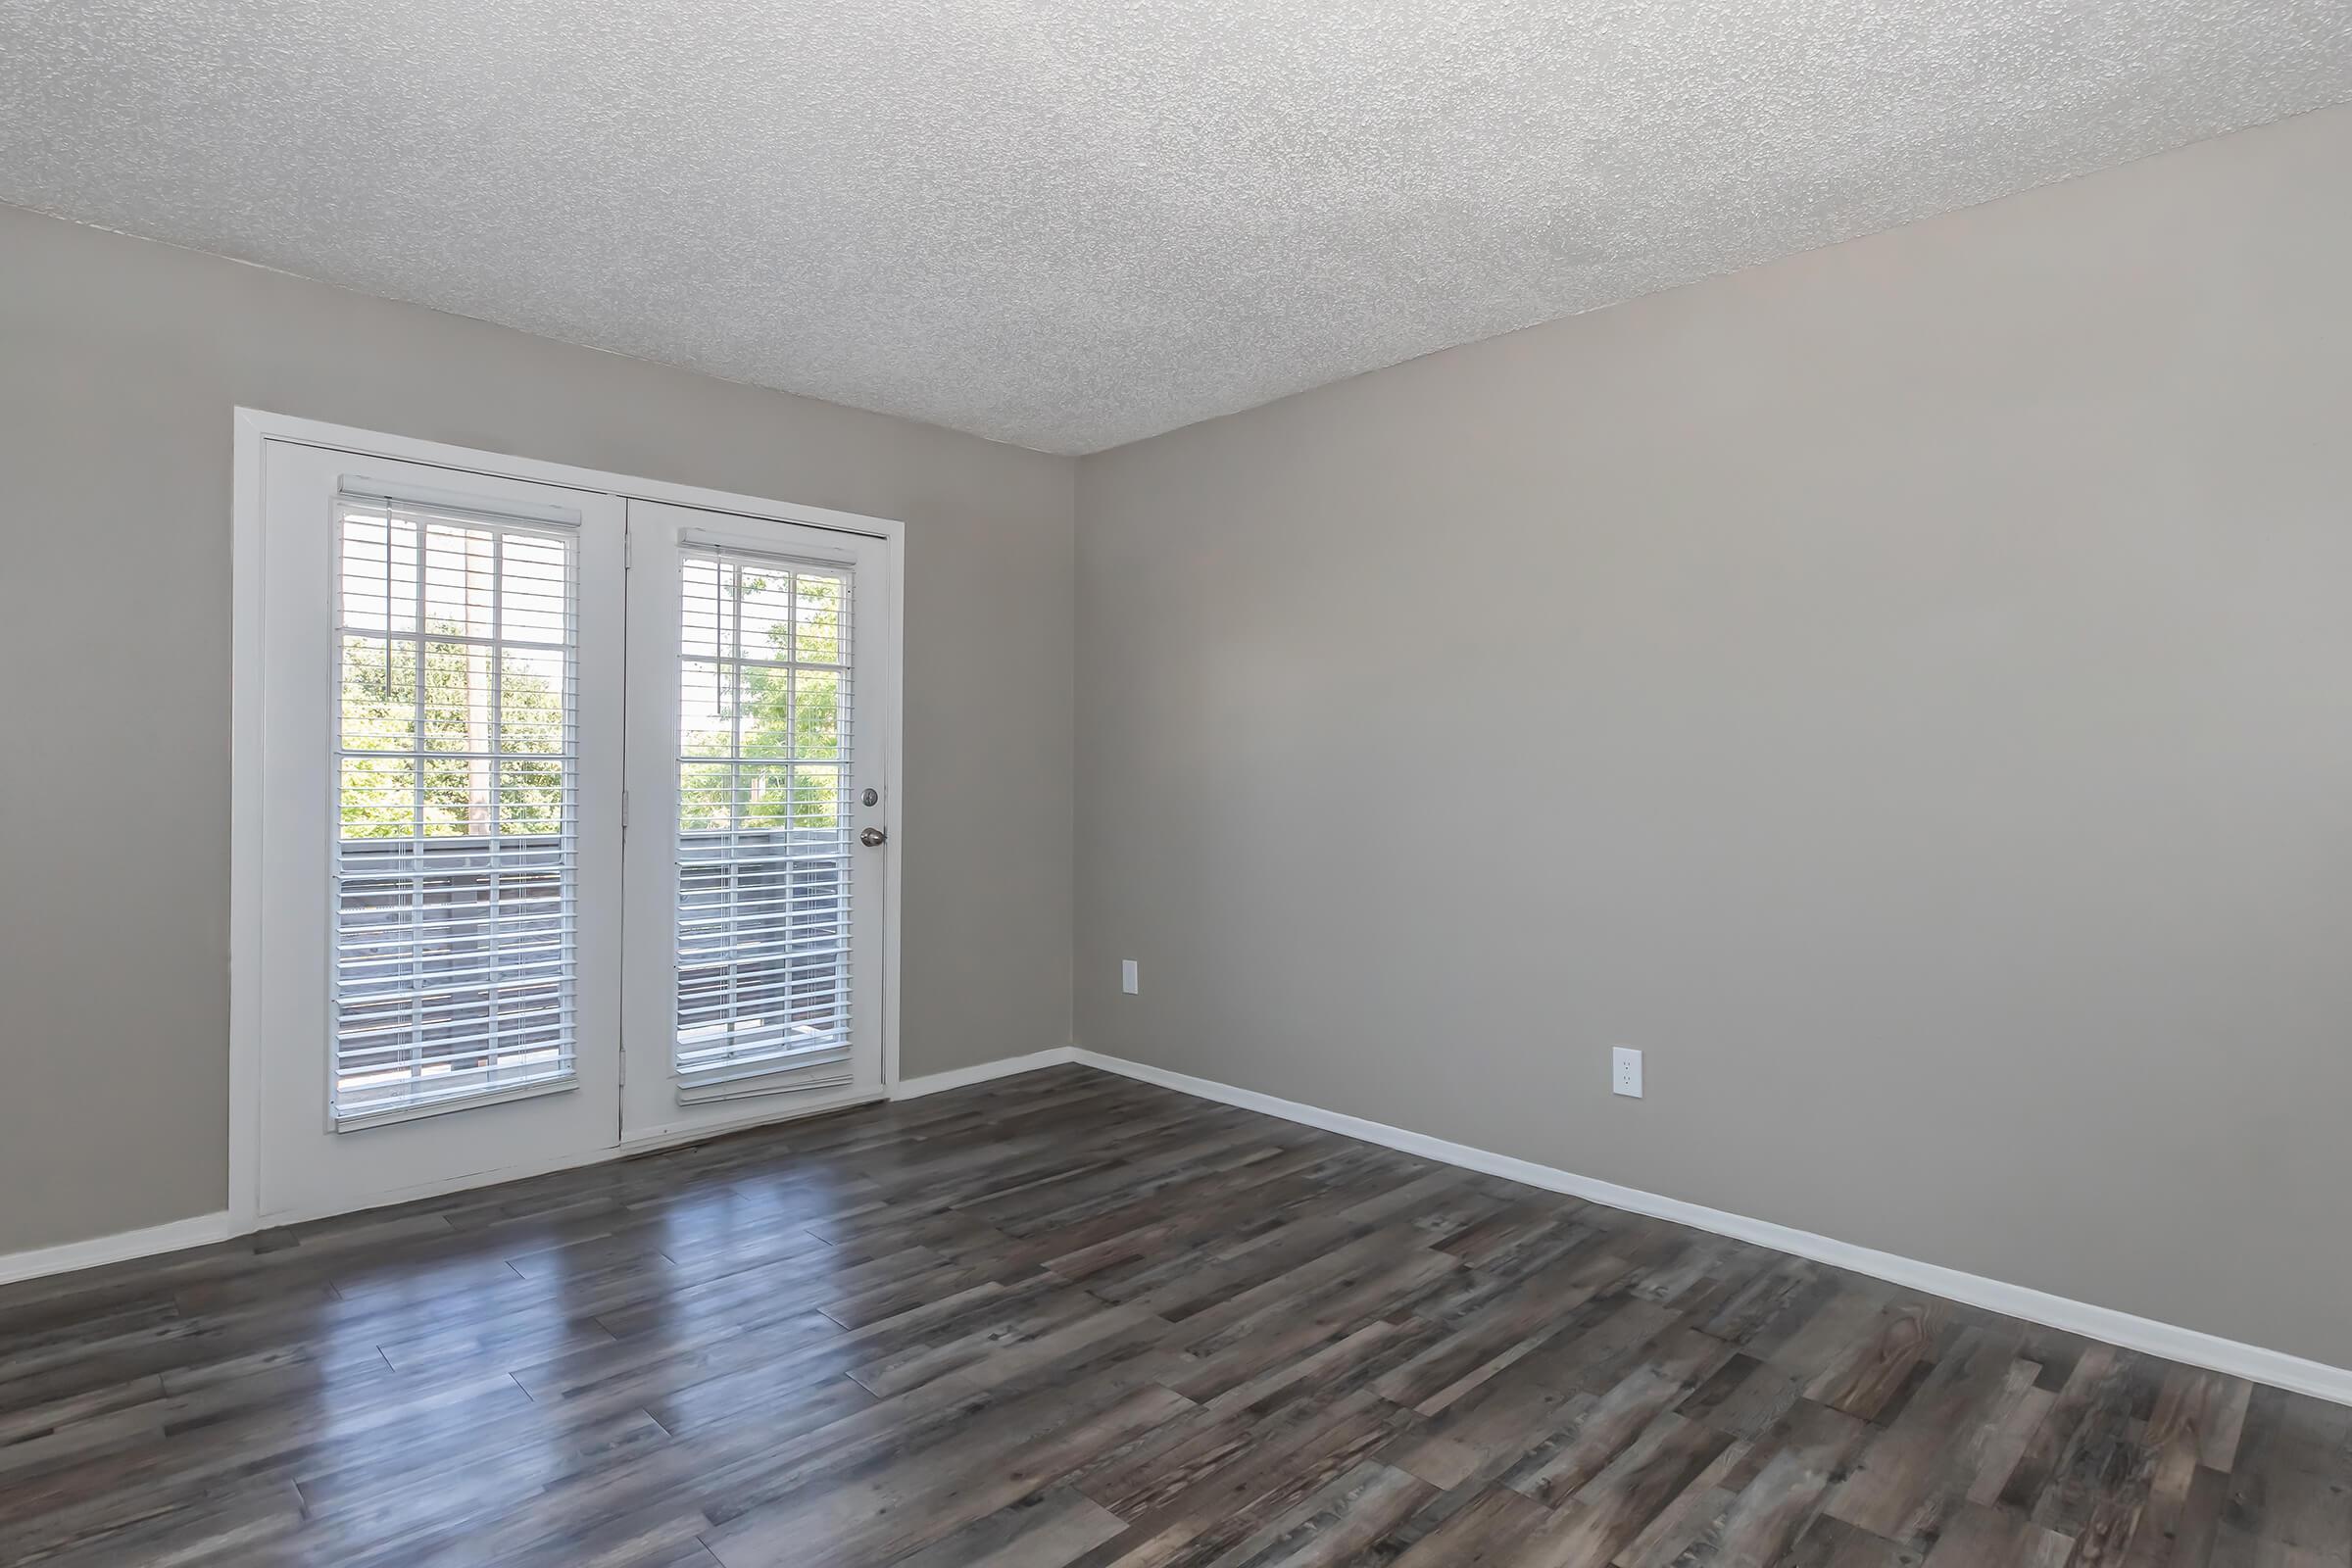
[229,408,906,1233]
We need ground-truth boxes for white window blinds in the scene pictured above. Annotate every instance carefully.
[673,543,856,1101]
[332,495,581,1125]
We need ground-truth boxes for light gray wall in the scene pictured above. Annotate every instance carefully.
[1075,105,2352,1366]
[0,205,1075,1253]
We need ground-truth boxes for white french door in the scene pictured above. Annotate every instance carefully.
[245,428,894,1226]
[252,441,626,1222]
[619,502,890,1142]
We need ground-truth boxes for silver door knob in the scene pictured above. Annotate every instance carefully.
[859,826,888,848]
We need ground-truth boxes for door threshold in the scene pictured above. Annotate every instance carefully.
[618,1087,889,1153]
[253,1087,890,1231]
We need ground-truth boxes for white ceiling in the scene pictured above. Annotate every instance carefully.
[4,3,2347,455]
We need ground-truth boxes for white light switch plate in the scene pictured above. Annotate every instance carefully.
[1121,959,1139,995]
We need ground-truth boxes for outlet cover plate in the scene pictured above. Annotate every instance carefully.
[1612,1047,1643,1099]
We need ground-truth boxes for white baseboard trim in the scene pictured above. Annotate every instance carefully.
[893,1047,1078,1101]
[1070,1049,2352,1409]
[0,1211,236,1289]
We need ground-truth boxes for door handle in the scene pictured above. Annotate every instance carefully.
[859,827,888,848]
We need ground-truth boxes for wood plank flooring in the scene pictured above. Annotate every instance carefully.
[1,1064,2344,1566]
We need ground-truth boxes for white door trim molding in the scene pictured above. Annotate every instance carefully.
[1069,1050,2352,1409]
[229,408,908,1234]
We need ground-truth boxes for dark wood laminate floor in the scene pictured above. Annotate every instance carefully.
[2,1066,2345,1567]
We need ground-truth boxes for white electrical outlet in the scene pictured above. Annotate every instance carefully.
[1121,959,1139,996]
[1612,1047,1643,1099]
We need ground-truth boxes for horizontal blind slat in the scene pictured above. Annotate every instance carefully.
[671,544,858,1091]
[331,496,582,1122]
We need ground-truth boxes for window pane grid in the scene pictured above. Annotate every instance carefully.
[674,548,855,1094]
[332,498,581,1122]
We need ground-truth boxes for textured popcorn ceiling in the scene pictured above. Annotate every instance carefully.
[3,3,2348,454]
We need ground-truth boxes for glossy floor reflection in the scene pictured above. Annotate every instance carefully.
[0,1064,2345,1565]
